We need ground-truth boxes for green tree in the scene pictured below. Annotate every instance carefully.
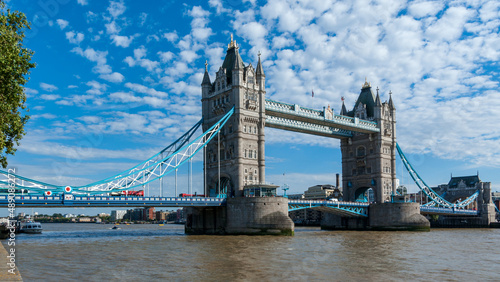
[0,1,35,168]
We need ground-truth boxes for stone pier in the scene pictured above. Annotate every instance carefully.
[185,197,294,235]
[322,202,430,231]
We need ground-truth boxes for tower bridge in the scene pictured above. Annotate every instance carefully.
[0,37,496,233]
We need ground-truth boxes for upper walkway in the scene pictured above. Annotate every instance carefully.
[264,99,380,138]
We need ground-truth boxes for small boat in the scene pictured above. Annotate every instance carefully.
[111,226,121,230]
[18,220,43,234]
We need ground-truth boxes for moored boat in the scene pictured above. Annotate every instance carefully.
[18,220,43,234]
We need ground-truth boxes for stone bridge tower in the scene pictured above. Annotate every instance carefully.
[340,81,397,203]
[201,36,266,197]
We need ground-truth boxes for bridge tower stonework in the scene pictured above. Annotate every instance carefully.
[201,36,266,197]
[323,81,430,231]
[340,81,397,204]
[186,37,293,235]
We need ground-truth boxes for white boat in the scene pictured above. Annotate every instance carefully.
[18,220,43,234]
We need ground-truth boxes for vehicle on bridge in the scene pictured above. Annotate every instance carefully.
[179,193,205,197]
[109,190,144,197]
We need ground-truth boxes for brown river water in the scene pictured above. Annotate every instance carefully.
[5,223,500,281]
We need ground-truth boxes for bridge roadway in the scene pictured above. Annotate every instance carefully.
[0,195,479,217]
[0,195,226,208]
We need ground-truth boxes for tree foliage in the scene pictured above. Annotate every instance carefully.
[0,1,35,168]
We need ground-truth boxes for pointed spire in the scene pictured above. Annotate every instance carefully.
[256,51,265,77]
[388,90,395,109]
[340,97,347,116]
[375,86,381,106]
[233,47,244,70]
[202,60,211,86]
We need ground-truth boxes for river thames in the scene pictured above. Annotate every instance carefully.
[5,223,500,281]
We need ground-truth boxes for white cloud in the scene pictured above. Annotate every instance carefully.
[40,94,60,101]
[86,81,108,95]
[139,12,148,26]
[99,72,125,83]
[24,88,39,96]
[71,47,107,66]
[162,32,178,42]
[208,0,230,14]
[105,21,121,34]
[34,113,58,119]
[125,83,168,98]
[77,0,88,6]
[109,91,141,103]
[108,0,126,18]
[408,1,444,18]
[425,7,475,42]
[40,83,58,92]
[123,46,160,73]
[158,51,174,63]
[111,34,135,47]
[65,31,84,44]
[180,50,198,63]
[56,19,69,30]
[188,6,213,43]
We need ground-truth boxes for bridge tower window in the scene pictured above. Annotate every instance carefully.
[357,146,366,157]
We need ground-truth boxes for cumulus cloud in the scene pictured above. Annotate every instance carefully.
[111,34,135,47]
[40,83,58,92]
[162,32,178,42]
[99,72,124,83]
[65,31,84,44]
[123,46,160,73]
[40,94,60,101]
[86,81,108,95]
[56,19,69,30]
[108,0,126,18]
[125,82,168,98]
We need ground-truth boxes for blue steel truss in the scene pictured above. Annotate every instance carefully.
[420,206,479,216]
[0,194,226,208]
[265,99,380,136]
[288,200,369,217]
[396,143,479,209]
[0,108,235,196]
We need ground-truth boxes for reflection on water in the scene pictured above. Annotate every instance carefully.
[7,224,500,281]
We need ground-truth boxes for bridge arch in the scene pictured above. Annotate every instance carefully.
[354,187,375,203]
[210,174,233,197]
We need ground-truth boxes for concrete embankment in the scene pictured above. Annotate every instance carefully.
[0,242,23,281]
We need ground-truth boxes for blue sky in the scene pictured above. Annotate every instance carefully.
[2,0,500,216]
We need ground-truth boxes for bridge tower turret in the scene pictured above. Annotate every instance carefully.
[340,81,397,203]
[201,36,266,197]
